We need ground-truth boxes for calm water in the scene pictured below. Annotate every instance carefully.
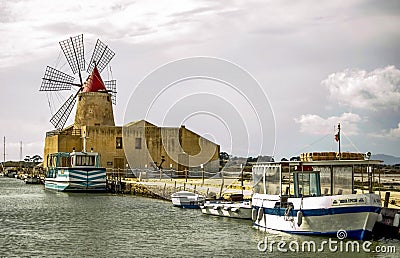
[0,177,399,257]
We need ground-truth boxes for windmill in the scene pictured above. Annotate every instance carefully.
[40,34,116,130]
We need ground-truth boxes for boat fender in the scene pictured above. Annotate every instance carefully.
[213,205,220,210]
[223,206,230,211]
[297,211,303,227]
[200,205,205,209]
[257,208,264,221]
[393,214,400,227]
[231,207,239,212]
[377,213,383,223]
[252,208,257,220]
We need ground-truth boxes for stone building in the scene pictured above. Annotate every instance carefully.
[123,120,220,172]
[43,69,220,172]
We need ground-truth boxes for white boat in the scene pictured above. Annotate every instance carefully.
[171,191,205,209]
[25,176,40,184]
[45,150,106,192]
[201,200,252,219]
[252,159,382,240]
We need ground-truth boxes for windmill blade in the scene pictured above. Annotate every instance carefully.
[87,39,115,74]
[50,94,77,130]
[59,34,85,75]
[105,80,117,105]
[40,66,78,91]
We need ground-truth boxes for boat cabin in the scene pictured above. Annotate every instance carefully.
[46,151,101,178]
[252,160,383,198]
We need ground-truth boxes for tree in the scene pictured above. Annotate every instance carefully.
[281,157,288,161]
[31,155,43,163]
[219,152,230,161]
[24,155,43,163]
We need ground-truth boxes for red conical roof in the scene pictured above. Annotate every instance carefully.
[82,66,107,92]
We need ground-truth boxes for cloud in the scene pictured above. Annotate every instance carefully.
[294,112,361,135]
[370,122,400,138]
[322,65,400,111]
[0,0,225,68]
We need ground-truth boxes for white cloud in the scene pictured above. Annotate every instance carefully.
[0,0,228,68]
[322,66,400,111]
[294,112,361,135]
[370,122,400,138]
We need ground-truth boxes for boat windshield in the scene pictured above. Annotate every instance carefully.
[73,155,96,166]
[253,164,280,195]
[293,171,321,197]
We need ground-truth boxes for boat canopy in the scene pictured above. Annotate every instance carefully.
[47,151,101,168]
[252,160,382,197]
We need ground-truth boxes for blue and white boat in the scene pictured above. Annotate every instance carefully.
[171,191,205,209]
[45,149,106,192]
[252,158,382,240]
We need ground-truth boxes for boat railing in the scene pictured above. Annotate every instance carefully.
[46,128,82,137]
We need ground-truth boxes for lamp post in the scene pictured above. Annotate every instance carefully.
[240,163,244,197]
[201,164,204,185]
[170,163,173,181]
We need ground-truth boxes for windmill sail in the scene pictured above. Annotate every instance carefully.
[59,34,85,75]
[49,94,77,130]
[87,39,115,74]
[105,80,117,105]
[40,66,78,91]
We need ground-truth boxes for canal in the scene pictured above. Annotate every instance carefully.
[0,177,398,257]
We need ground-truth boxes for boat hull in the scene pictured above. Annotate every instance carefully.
[171,191,205,209]
[201,201,252,219]
[45,167,106,192]
[252,193,381,240]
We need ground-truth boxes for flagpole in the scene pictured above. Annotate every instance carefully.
[338,123,341,160]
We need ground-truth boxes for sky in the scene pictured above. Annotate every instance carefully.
[0,0,399,161]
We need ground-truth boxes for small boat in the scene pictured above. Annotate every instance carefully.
[252,157,383,240]
[25,176,40,184]
[201,200,252,219]
[171,191,205,209]
[44,149,106,192]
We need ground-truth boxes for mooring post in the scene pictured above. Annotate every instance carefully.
[163,183,166,197]
[384,192,390,208]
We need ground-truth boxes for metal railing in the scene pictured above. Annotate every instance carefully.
[46,128,82,137]
[105,168,252,181]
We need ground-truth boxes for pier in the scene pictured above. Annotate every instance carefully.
[106,169,253,201]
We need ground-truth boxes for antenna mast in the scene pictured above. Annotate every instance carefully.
[20,141,22,172]
[337,123,341,160]
[2,136,5,171]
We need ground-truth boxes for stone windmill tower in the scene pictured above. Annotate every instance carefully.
[74,66,115,128]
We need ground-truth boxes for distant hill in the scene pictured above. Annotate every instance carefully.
[371,154,400,165]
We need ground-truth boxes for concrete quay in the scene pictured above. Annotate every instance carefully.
[110,177,253,201]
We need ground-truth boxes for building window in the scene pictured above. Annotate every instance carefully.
[116,137,123,149]
[135,138,142,149]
